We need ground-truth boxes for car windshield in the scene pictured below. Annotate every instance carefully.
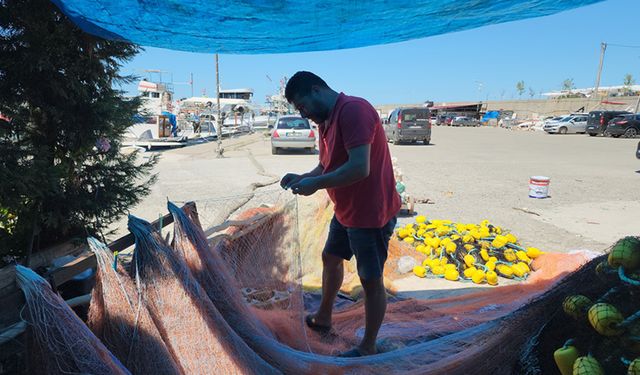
[277,118,310,129]
[560,117,572,122]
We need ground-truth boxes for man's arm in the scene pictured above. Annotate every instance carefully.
[289,144,370,195]
[280,163,323,189]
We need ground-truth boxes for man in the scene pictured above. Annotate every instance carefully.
[280,71,400,357]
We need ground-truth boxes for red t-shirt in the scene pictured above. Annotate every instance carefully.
[318,93,401,228]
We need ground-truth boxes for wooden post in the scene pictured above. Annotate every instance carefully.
[215,54,223,157]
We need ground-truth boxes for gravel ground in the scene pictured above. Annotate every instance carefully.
[390,126,640,253]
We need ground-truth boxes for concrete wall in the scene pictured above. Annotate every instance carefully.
[375,96,640,119]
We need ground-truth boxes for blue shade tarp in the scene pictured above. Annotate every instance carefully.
[50,0,602,54]
[482,111,501,122]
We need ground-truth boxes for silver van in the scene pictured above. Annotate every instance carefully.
[383,107,431,144]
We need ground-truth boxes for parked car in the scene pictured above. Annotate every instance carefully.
[451,116,479,127]
[443,115,455,126]
[430,115,437,125]
[586,110,631,136]
[435,114,454,126]
[543,114,588,134]
[270,115,316,154]
[383,107,431,144]
[543,116,564,125]
[606,114,640,138]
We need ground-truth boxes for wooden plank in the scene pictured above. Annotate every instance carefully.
[0,293,91,343]
[0,241,85,292]
[108,201,194,253]
[48,251,97,289]
[48,201,196,287]
[0,321,26,346]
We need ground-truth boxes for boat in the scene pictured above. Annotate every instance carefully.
[178,88,262,135]
[124,79,188,149]
[253,77,296,131]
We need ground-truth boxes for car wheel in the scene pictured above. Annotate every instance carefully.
[271,146,278,154]
[308,147,315,154]
[603,130,611,137]
[588,133,597,137]
[559,127,568,134]
[424,138,430,145]
[624,127,638,138]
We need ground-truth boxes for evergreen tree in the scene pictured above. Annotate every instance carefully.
[0,0,157,262]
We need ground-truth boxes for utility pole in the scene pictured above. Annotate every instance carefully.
[215,54,223,157]
[190,73,193,98]
[593,42,607,105]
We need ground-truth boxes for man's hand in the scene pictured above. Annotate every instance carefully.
[280,173,303,190]
[289,177,319,196]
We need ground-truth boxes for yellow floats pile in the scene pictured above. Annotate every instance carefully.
[397,215,543,285]
[556,236,640,375]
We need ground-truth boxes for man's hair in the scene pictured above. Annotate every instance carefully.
[284,71,329,103]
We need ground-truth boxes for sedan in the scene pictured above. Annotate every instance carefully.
[271,115,316,154]
[543,114,588,134]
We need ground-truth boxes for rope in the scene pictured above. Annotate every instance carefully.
[596,286,622,303]
[618,266,640,286]
[293,196,313,354]
[620,309,640,329]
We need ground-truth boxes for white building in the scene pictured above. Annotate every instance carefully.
[542,85,640,98]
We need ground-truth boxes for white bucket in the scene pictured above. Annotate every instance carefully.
[529,176,550,198]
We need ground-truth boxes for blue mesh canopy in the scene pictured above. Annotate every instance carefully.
[51,0,601,54]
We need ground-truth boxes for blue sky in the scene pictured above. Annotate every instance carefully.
[118,0,640,106]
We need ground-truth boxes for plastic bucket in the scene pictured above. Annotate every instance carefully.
[529,176,550,198]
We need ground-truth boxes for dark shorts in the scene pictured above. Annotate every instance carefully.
[323,215,397,280]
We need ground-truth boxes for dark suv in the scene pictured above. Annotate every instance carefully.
[586,110,631,136]
[383,107,431,144]
[606,114,640,138]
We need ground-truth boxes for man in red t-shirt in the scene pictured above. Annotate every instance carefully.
[281,71,400,357]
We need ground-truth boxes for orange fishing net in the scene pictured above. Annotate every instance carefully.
[17,191,599,374]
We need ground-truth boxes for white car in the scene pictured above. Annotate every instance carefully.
[543,114,588,134]
[270,115,316,154]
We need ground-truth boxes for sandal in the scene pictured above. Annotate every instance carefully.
[305,314,332,335]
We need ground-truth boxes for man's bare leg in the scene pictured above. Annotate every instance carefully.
[311,252,344,327]
[358,276,386,354]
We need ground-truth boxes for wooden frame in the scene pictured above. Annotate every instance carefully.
[0,201,196,334]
